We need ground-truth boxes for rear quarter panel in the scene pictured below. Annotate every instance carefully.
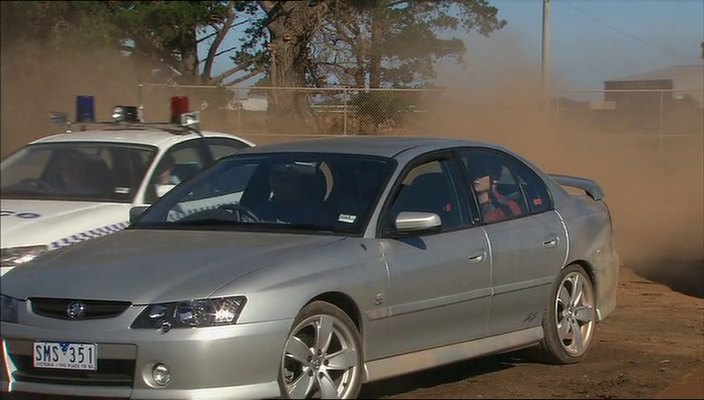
[556,195,620,321]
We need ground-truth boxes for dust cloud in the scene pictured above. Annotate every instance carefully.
[0,42,161,157]
[1,43,702,295]
[413,69,704,296]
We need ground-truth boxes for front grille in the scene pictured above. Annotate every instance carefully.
[30,298,131,320]
[8,354,135,387]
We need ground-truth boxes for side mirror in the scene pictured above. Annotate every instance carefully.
[393,212,442,234]
[129,206,149,225]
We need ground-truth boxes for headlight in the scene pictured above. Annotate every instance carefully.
[1,294,19,323]
[1,245,48,268]
[131,296,246,329]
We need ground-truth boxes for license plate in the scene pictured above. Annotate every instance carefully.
[33,342,97,370]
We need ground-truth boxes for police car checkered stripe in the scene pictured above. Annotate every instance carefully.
[51,222,130,249]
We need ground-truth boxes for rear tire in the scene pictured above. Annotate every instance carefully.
[539,264,597,364]
[278,301,363,399]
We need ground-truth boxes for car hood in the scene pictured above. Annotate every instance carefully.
[2,229,344,304]
[0,199,130,249]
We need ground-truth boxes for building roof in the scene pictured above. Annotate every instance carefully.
[611,64,702,82]
[607,64,704,106]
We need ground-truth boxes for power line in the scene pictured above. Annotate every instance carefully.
[563,0,692,60]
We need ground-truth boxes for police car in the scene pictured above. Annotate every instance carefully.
[0,96,254,275]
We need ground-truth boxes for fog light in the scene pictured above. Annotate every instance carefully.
[152,363,171,386]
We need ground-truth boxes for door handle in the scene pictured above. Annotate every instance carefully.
[543,237,558,248]
[468,251,486,264]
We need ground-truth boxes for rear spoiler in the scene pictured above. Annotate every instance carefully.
[548,174,604,201]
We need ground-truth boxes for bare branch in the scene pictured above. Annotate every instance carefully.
[211,54,264,84]
[197,18,251,44]
[214,44,241,59]
[224,67,265,86]
[258,1,277,13]
[203,1,236,81]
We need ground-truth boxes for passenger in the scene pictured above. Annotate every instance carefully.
[471,165,521,223]
[155,155,181,186]
[153,155,181,198]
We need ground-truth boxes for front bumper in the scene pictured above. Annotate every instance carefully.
[1,308,292,399]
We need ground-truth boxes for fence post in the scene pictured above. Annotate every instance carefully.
[343,87,348,136]
[137,82,144,122]
[554,95,561,137]
[658,90,664,153]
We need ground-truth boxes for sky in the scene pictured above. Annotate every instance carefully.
[202,0,704,92]
[454,0,704,91]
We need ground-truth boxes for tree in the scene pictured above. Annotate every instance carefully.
[110,1,249,85]
[0,1,119,49]
[312,0,506,89]
[309,0,505,133]
[0,1,262,86]
[255,1,337,132]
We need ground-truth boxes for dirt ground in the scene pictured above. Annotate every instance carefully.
[4,264,701,400]
[358,265,704,399]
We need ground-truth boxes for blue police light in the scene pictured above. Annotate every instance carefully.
[76,96,96,123]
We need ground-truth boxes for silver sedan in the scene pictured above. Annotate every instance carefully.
[1,137,619,399]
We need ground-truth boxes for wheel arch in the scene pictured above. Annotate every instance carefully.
[563,259,598,305]
[306,291,363,334]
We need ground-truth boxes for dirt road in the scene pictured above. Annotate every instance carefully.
[360,265,704,399]
[6,264,701,400]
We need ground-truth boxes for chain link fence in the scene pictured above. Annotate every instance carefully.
[139,84,460,136]
[138,83,703,149]
[554,88,704,151]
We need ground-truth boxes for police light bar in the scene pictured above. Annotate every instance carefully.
[170,96,190,123]
[76,96,96,123]
[180,111,200,128]
[49,112,68,125]
[50,95,200,135]
[112,106,140,123]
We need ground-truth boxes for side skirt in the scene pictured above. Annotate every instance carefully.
[363,326,543,383]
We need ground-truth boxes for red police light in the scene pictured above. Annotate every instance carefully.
[170,96,190,123]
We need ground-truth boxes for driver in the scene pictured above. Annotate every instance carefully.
[55,151,94,194]
[260,163,330,224]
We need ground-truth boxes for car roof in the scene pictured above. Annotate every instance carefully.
[30,129,253,149]
[237,136,497,158]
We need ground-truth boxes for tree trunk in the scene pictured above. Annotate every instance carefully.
[262,1,332,133]
[369,5,383,89]
[180,26,200,84]
[362,5,384,135]
[268,28,314,133]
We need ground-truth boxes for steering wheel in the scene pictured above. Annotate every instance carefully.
[219,203,260,223]
[17,178,54,192]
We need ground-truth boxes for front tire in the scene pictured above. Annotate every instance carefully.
[539,264,597,364]
[278,301,363,399]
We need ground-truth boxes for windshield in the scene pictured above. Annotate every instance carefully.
[135,153,394,235]
[1,142,156,203]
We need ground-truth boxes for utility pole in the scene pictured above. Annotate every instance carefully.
[541,0,551,98]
